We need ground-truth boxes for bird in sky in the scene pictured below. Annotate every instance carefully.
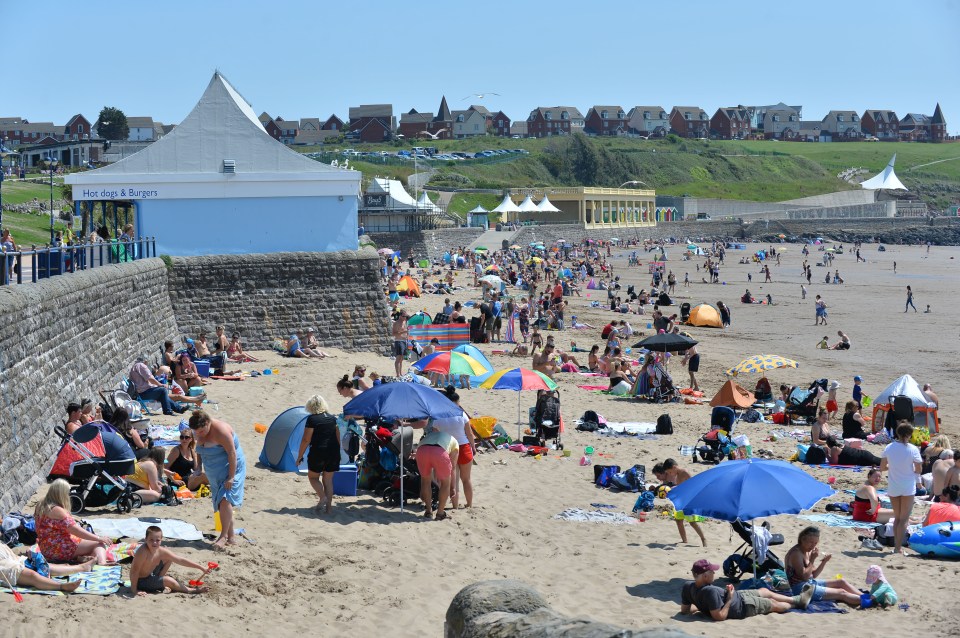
[461,92,500,100]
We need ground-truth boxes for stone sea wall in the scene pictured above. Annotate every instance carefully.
[0,260,179,514]
[368,227,485,260]
[166,250,392,353]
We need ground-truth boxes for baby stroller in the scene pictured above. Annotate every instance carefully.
[785,380,824,424]
[531,390,563,450]
[679,302,691,323]
[723,519,786,582]
[362,422,437,508]
[646,362,677,404]
[691,407,736,464]
[50,424,142,514]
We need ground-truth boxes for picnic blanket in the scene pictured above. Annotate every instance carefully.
[798,513,881,529]
[554,508,638,525]
[89,517,203,541]
[0,565,125,596]
[790,600,847,614]
[148,423,184,447]
[598,422,657,437]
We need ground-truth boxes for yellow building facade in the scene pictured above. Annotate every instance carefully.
[506,186,657,228]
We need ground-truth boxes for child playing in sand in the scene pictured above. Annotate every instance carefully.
[817,336,829,349]
[129,526,211,596]
[657,460,707,547]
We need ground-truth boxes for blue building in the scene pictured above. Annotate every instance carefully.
[66,72,360,256]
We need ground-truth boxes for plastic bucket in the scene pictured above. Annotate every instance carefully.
[860,593,872,608]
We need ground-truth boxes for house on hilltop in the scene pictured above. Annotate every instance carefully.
[861,110,899,140]
[669,106,709,138]
[584,105,627,136]
[626,106,669,138]
[745,103,802,134]
[452,109,487,138]
[710,107,750,140]
[930,103,947,142]
[348,104,394,142]
[526,106,584,138]
[490,110,511,137]
[762,105,801,139]
[821,110,862,140]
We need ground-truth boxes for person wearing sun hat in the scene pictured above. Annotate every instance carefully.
[864,565,898,607]
[853,375,864,410]
[680,558,812,621]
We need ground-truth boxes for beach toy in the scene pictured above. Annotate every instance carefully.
[827,476,836,484]
[254,423,267,434]
[562,449,572,457]
[637,511,648,522]
[214,511,222,532]
[646,323,652,329]
[272,368,279,374]
[860,593,873,608]
[585,446,594,455]
[262,369,272,375]
[189,580,204,587]
[835,574,843,581]
[908,521,960,558]
[579,455,591,466]
[207,562,219,570]
[0,571,23,602]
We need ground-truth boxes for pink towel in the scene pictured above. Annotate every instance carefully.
[577,385,609,391]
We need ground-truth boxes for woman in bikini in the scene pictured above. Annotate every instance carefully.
[226,332,259,363]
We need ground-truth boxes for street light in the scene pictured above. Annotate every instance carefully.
[619,180,648,188]
[45,152,59,245]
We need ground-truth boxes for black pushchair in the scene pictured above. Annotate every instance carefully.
[785,380,825,424]
[691,407,736,464]
[645,362,677,404]
[723,519,786,582]
[51,424,142,514]
[363,423,437,507]
[532,390,563,449]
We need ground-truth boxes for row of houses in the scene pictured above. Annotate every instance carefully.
[1,101,947,152]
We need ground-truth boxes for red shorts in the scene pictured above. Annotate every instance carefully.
[852,499,878,522]
[458,442,474,465]
[826,400,838,413]
[416,445,453,481]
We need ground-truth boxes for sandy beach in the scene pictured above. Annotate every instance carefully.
[8,240,960,637]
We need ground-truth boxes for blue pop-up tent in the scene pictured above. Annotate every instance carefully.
[453,343,495,386]
[259,406,353,471]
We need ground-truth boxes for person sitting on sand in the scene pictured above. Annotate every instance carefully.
[810,408,832,451]
[680,559,812,621]
[925,448,955,499]
[126,447,175,504]
[287,332,316,359]
[304,328,332,358]
[226,332,259,363]
[841,401,869,439]
[176,353,208,389]
[35,479,113,565]
[924,485,960,525]
[853,469,894,523]
[167,428,208,491]
[532,344,559,379]
[829,331,851,351]
[816,335,828,349]
[511,343,529,357]
[337,375,363,399]
[0,543,92,594]
[129,526,211,596]
[545,335,582,369]
[784,526,861,607]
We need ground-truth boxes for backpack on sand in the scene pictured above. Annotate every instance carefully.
[656,414,673,435]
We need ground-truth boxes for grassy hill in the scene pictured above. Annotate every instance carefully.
[302,136,960,209]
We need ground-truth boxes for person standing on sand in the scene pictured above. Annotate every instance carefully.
[880,422,923,555]
[893,261,897,274]
[905,286,917,313]
[659,460,708,546]
[814,295,827,326]
[189,410,246,550]
[296,395,342,515]
[392,310,410,376]
[681,342,701,392]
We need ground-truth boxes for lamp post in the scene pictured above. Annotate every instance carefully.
[45,152,59,245]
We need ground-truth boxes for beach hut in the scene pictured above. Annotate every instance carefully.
[396,275,421,297]
[686,303,723,328]
[870,374,939,433]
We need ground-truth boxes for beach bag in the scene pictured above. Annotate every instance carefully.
[804,446,827,465]
[656,414,673,435]
[742,409,762,423]
[593,464,620,483]
[595,465,619,488]
[610,464,646,492]
[1,512,37,547]
[632,491,655,513]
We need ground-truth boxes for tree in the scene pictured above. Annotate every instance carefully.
[97,107,129,140]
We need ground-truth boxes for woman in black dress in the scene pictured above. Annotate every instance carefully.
[296,395,342,515]
[840,401,869,439]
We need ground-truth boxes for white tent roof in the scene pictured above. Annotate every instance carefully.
[492,194,521,213]
[416,191,441,212]
[860,154,907,191]
[468,205,489,213]
[517,195,539,212]
[873,374,934,408]
[369,177,417,207]
[75,72,347,177]
[536,195,560,212]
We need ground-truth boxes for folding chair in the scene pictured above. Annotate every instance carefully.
[469,416,500,451]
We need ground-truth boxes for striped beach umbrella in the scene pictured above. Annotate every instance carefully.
[725,354,798,377]
[412,351,488,377]
[480,368,558,439]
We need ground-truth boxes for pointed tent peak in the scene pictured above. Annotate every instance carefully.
[860,154,907,191]
[207,71,265,132]
[536,195,561,212]
[492,194,521,213]
[468,204,489,213]
[517,195,539,212]
[435,96,452,122]
[931,103,945,124]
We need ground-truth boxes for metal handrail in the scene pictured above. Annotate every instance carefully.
[1,237,156,285]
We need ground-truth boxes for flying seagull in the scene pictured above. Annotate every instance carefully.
[461,92,500,100]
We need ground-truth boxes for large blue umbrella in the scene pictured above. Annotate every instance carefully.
[342,382,461,422]
[667,459,833,522]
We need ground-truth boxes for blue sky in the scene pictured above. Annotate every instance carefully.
[4,0,958,133]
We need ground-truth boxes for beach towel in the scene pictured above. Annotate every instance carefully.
[553,508,638,525]
[577,385,610,391]
[201,433,246,513]
[88,518,204,541]
[598,422,657,436]
[0,565,125,597]
[148,424,183,447]
[790,600,847,614]
[798,514,881,529]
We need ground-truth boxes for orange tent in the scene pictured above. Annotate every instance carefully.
[710,379,755,408]
[396,275,421,297]
[687,303,723,328]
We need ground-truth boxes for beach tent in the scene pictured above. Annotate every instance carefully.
[452,343,495,386]
[396,275,421,297]
[259,407,310,471]
[687,303,723,328]
[259,406,352,471]
[870,374,939,433]
[710,380,756,408]
[517,195,540,213]
[536,196,560,212]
